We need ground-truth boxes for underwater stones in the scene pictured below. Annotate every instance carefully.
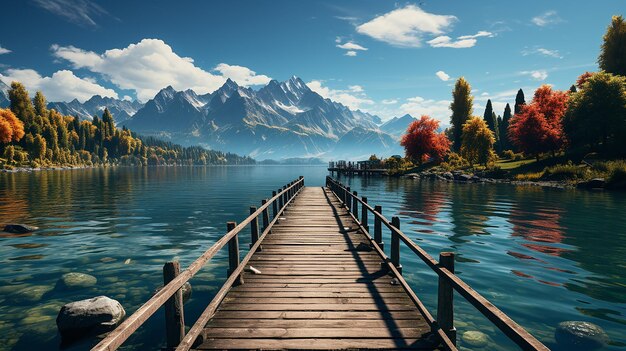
[555,321,609,350]
[60,272,97,289]
[461,330,489,348]
[56,296,125,338]
[3,224,39,233]
[13,285,53,303]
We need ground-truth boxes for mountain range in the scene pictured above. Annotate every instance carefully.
[1,76,415,160]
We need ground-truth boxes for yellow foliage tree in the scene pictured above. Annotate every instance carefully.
[460,117,495,166]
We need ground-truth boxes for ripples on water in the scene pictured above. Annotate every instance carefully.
[0,166,624,350]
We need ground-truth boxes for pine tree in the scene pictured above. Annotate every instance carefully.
[483,99,498,137]
[34,91,48,117]
[449,77,473,152]
[599,15,626,76]
[569,85,577,93]
[500,103,512,150]
[8,82,35,125]
[514,89,526,115]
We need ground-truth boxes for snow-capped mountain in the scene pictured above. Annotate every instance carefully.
[121,76,401,160]
[380,114,418,138]
[47,95,144,124]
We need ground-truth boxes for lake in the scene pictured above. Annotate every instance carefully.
[0,166,624,350]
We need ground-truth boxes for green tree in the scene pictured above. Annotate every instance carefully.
[34,91,48,117]
[460,117,495,166]
[450,77,473,152]
[33,134,47,160]
[499,103,512,150]
[599,15,626,76]
[514,89,525,115]
[563,71,626,150]
[8,82,35,124]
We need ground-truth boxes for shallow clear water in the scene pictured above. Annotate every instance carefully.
[0,166,624,350]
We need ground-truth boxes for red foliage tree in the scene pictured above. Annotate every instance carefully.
[576,72,595,89]
[400,115,450,164]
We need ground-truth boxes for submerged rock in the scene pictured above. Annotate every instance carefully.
[56,296,125,338]
[60,272,97,289]
[461,330,488,348]
[12,285,53,303]
[3,224,39,234]
[555,321,609,350]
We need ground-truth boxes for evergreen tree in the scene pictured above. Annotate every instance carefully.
[8,82,35,124]
[514,89,526,115]
[34,91,48,117]
[569,85,578,93]
[500,103,512,150]
[599,15,626,76]
[482,100,499,141]
[449,77,473,152]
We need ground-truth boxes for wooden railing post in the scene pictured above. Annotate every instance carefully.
[352,191,358,220]
[374,205,384,250]
[282,185,287,208]
[163,261,184,350]
[346,186,351,211]
[272,191,278,218]
[437,252,456,345]
[278,188,284,210]
[391,217,403,275]
[261,199,270,232]
[250,206,259,249]
[226,221,243,285]
[361,196,369,232]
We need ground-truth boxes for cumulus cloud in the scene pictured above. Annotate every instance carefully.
[356,5,456,47]
[521,70,548,81]
[436,70,450,81]
[531,11,563,27]
[0,69,118,102]
[522,47,563,59]
[33,0,109,28]
[52,39,270,101]
[213,63,271,86]
[336,42,368,51]
[306,80,374,111]
[345,51,357,57]
[0,45,11,55]
[399,96,451,124]
[428,31,494,48]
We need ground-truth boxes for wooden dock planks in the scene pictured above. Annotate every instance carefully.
[194,187,439,350]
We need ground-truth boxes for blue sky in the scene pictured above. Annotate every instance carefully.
[0,0,622,123]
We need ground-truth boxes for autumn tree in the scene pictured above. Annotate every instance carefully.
[514,89,526,115]
[0,108,25,145]
[400,115,450,165]
[599,15,626,76]
[9,82,35,125]
[460,117,495,166]
[449,77,473,152]
[563,71,626,150]
[576,72,595,89]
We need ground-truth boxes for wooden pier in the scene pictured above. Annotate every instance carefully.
[92,176,549,351]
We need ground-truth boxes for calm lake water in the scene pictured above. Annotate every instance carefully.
[0,166,624,350]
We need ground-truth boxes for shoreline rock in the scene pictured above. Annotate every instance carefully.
[3,224,39,234]
[56,296,125,339]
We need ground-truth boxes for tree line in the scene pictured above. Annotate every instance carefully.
[401,15,626,167]
[0,83,255,168]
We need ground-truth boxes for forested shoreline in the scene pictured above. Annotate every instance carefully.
[0,83,254,170]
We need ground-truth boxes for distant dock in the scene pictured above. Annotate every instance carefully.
[328,160,388,176]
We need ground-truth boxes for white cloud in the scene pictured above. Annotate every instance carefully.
[522,47,563,59]
[398,96,451,125]
[213,63,271,86]
[0,69,118,102]
[356,5,457,47]
[33,0,108,27]
[521,70,548,81]
[52,39,270,101]
[435,70,450,81]
[428,31,494,48]
[382,99,398,105]
[531,11,563,27]
[336,42,368,51]
[0,45,11,55]
[306,80,374,111]
[345,51,357,57]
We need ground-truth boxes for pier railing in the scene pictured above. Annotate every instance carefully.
[326,176,549,351]
[92,176,305,351]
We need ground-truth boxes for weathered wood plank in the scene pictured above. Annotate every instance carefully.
[195,338,440,350]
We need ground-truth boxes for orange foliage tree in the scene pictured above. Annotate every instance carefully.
[400,115,450,165]
[0,108,25,144]
[508,85,568,159]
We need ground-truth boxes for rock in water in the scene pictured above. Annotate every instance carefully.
[462,330,489,348]
[555,321,609,350]
[3,224,39,233]
[60,272,97,289]
[56,296,125,338]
